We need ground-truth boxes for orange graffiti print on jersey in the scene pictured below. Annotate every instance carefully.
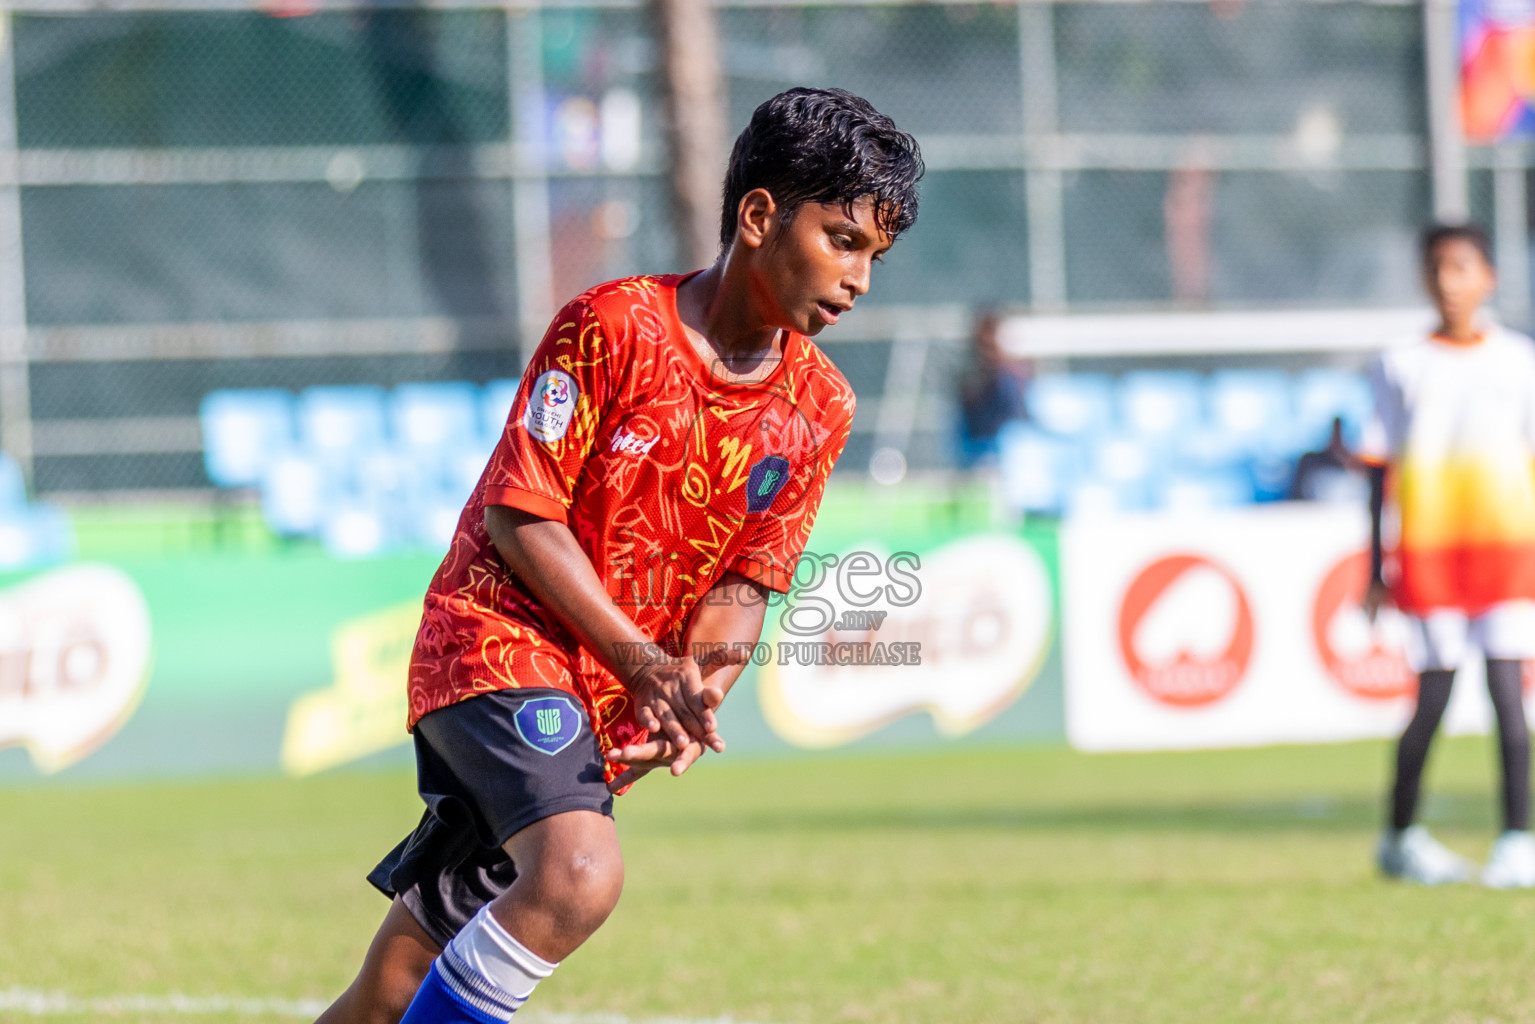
[405,275,855,784]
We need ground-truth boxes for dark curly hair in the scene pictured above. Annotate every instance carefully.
[719,87,924,250]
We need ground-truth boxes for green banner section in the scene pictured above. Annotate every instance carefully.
[0,517,1064,782]
[0,552,439,781]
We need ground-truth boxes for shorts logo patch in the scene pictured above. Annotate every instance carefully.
[513,695,583,756]
[523,370,579,443]
[746,455,791,513]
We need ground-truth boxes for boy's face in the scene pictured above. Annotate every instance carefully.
[750,195,894,336]
[1424,237,1496,324]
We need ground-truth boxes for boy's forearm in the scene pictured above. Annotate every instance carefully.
[484,504,654,686]
[683,573,771,700]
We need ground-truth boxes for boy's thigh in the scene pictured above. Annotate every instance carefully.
[370,688,614,947]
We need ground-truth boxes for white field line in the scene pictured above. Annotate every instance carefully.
[0,988,772,1023]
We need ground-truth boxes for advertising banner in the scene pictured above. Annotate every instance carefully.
[744,525,1064,751]
[0,553,441,780]
[1062,504,1506,752]
[0,521,1067,781]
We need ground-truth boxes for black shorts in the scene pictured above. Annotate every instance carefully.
[366,688,613,948]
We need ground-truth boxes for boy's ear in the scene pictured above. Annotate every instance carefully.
[735,188,777,250]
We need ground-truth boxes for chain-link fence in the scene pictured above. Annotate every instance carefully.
[0,0,1490,496]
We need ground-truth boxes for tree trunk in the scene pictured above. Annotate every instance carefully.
[653,0,727,270]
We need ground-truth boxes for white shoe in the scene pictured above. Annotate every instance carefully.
[1481,831,1535,889]
[1377,825,1476,884]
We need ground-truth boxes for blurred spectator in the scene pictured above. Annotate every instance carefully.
[1288,416,1367,502]
[957,311,1030,468]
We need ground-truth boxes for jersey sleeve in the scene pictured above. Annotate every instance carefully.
[1358,352,1402,466]
[728,406,854,593]
[483,299,617,523]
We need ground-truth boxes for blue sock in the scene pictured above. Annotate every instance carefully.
[397,962,509,1024]
[398,907,557,1023]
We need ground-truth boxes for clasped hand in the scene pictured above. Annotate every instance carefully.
[603,645,748,793]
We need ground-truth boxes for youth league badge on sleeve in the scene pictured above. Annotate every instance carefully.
[523,369,579,443]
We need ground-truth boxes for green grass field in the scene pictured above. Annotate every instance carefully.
[4,738,1535,1024]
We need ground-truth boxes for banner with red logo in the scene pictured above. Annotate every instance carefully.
[1062,505,1443,751]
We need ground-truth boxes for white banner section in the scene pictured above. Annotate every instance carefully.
[1063,504,1501,752]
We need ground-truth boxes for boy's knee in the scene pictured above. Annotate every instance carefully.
[540,843,625,928]
[496,812,625,948]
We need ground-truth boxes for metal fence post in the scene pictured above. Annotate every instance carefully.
[1425,0,1469,222]
[1494,142,1530,331]
[1020,0,1065,313]
[0,9,32,485]
[507,3,554,368]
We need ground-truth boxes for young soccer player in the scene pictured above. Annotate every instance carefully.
[313,88,922,1024]
[1363,224,1535,888]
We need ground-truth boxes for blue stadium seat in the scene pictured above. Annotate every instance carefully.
[1247,451,1297,503]
[391,382,480,454]
[1172,425,1249,472]
[321,499,392,559]
[200,389,294,489]
[1062,479,1141,518]
[1025,374,1115,438]
[260,454,326,537]
[410,490,468,551]
[1293,368,1373,451]
[1086,433,1156,511]
[998,422,1077,515]
[0,504,73,569]
[1207,370,1294,454]
[26,504,73,564]
[0,452,28,512]
[482,378,523,442]
[446,446,492,504]
[297,386,387,462]
[1159,470,1254,511]
[1117,371,1204,445]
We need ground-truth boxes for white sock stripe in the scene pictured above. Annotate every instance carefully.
[478,911,558,979]
[444,906,559,1005]
[435,956,525,1020]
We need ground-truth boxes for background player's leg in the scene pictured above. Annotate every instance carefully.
[1390,670,1455,830]
[1481,657,1535,887]
[396,810,623,1022]
[315,897,440,1024]
[1485,658,1531,832]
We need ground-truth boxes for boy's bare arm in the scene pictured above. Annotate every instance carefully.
[683,572,773,699]
[484,504,724,754]
[604,572,772,791]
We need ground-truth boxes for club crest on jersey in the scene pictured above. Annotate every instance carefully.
[746,455,791,513]
[523,369,579,443]
[512,695,582,756]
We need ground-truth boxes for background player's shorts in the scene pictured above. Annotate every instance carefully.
[1406,601,1535,672]
[366,687,614,948]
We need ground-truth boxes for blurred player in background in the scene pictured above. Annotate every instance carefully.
[1363,224,1535,888]
[957,309,1029,469]
[313,88,922,1024]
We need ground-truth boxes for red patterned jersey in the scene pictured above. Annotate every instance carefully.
[407,274,855,780]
